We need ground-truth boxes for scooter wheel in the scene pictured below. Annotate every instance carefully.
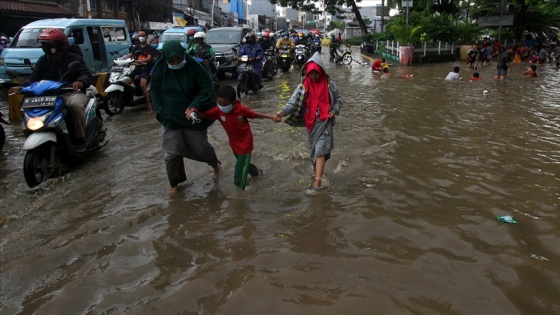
[342,55,353,65]
[104,92,124,115]
[23,143,54,187]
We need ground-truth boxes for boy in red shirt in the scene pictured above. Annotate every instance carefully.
[187,85,280,190]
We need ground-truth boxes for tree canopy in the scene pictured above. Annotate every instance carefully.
[269,0,560,43]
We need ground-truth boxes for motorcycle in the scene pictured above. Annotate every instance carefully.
[193,54,220,91]
[236,55,258,98]
[19,63,106,187]
[261,48,277,80]
[329,41,339,58]
[277,45,292,73]
[295,44,308,69]
[311,41,322,54]
[334,45,353,65]
[103,57,148,115]
[0,111,10,151]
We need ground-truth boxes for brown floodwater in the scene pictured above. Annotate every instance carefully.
[0,50,559,314]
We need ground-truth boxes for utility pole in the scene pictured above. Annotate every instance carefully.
[211,0,215,28]
[498,0,505,41]
[85,0,92,18]
[381,0,384,32]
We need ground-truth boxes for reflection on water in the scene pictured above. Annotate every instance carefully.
[0,51,559,314]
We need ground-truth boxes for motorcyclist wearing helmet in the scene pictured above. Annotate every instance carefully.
[125,29,156,112]
[187,31,218,84]
[295,32,308,46]
[257,32,274,79]
[257,32,274,51]
[186,29,197,51]
[23,28,93,152]
[275,32,295,64]
[237,32,265,89]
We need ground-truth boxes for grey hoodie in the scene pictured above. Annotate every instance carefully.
[280,52,343,126]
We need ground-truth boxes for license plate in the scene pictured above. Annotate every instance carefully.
[110,66,124,73]
[22,96,57,108]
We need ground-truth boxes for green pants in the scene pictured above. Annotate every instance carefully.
[234,153,259,190]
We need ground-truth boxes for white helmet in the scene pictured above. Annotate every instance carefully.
[194,31,206,39]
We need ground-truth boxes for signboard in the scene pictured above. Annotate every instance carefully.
[478,15,514,26]
[402,0,413,8]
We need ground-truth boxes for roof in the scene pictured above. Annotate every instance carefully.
[0,0,70,16]
[22,18,127,28]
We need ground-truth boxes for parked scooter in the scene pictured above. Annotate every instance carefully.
[334,45,353,65]
[0,111,10,151]
[103,57,148,115]
[18,63,106,187]
[277,45,292,73]
[360,38,374,53]
[294,44,308,69]
[236,55,258,98]
[261,48,277,80]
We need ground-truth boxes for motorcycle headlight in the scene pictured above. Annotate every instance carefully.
[27,117,44,130]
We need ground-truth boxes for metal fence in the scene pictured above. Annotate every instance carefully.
[376,40,457,58]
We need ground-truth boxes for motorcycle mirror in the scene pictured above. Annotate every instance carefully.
[24,59,32,65]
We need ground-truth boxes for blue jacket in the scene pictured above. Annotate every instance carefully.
[238,43,264,68]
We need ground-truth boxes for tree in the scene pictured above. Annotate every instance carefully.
[269,0,370,34]
[327,21,345,32]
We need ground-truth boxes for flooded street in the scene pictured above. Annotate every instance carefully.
[1,51,559,314]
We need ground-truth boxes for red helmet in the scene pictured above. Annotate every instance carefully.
[262,32,270,38]
[186,29,197,36]
[38,28,68,54]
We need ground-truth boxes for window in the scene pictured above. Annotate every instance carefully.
[104,0,114,11]
[102,27,127,42]
[70,28,85,45]
[90,0,96,9]
[119,1,127,12]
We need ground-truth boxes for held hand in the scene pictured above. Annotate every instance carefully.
[185,108,193,119]
[328,111,335,119]
[272,115,282,123]
[72,81,84,91]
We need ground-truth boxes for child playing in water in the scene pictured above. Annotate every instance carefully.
[470,72,482,81]
[444,66,463,81]
[380,67,391,79]
[186,85,281,190]
[523,65,538,78]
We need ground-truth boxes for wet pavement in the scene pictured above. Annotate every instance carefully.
[0,50,559,314]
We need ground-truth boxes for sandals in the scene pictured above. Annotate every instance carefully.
[305,186,322,196]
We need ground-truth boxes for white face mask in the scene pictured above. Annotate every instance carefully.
[218,104,233,113]
[139,36,146,43]
[167,60,186,70]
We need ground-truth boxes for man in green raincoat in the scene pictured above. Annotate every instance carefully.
[150,40,221,193]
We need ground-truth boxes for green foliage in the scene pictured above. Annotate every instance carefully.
[388,24,422,46]
[417,14,458,43]
[327,21,345,32]
[456,22,481,44]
